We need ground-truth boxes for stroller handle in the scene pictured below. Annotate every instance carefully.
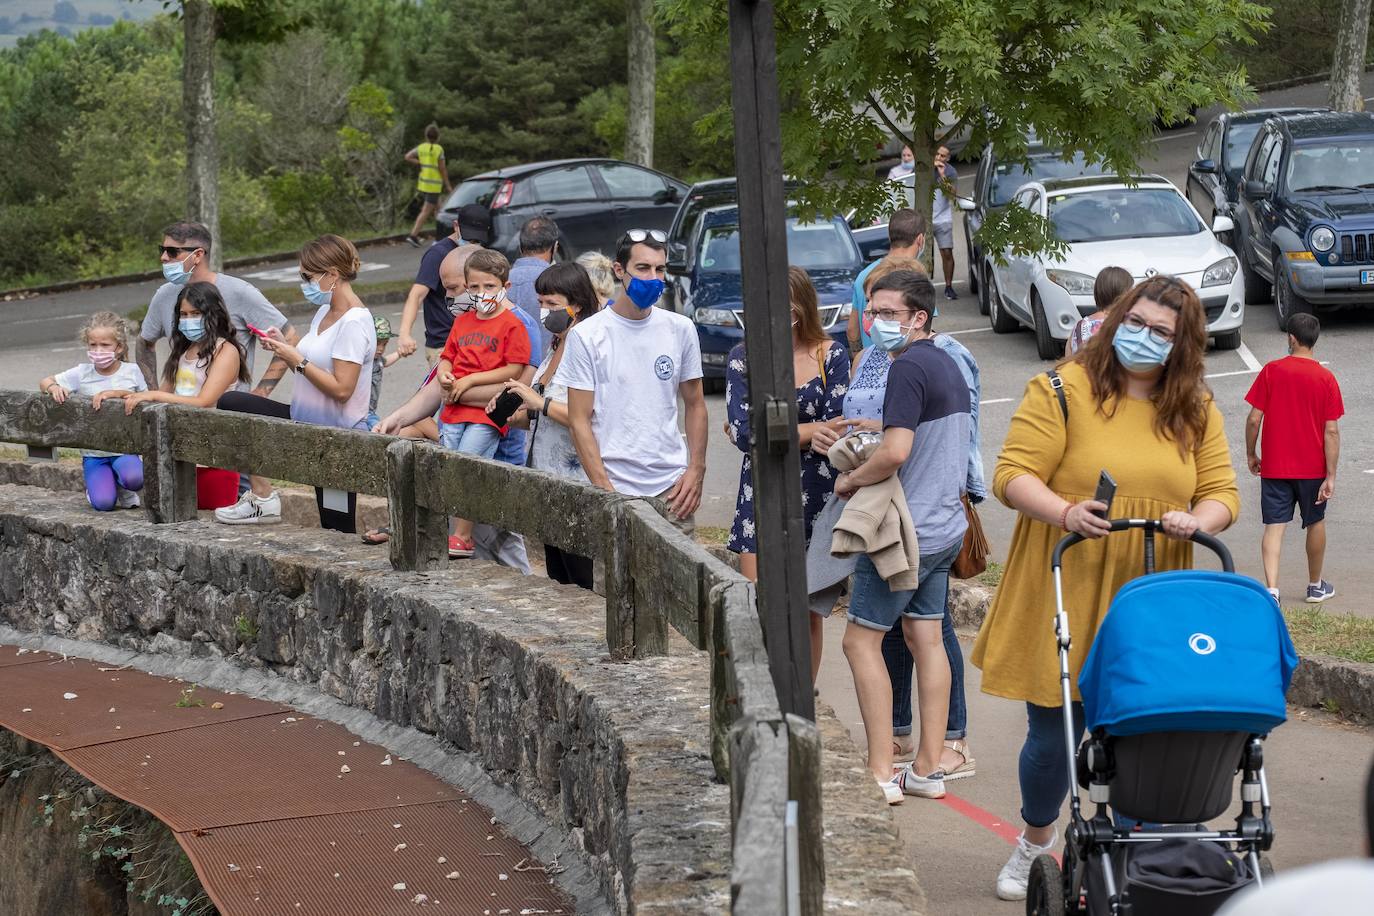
[1051,518,1234,573]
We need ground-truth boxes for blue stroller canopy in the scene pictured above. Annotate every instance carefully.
[1079,571,1299,736]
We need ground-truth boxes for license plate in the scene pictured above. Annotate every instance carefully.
[1362,270,1374,285]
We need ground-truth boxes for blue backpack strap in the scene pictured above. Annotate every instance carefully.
[1046,370,1068,423]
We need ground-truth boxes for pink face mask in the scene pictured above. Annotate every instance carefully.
[87,349,118,369]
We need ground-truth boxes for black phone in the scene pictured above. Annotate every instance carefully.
[1093,470,1117,520]
[486,389,524,427]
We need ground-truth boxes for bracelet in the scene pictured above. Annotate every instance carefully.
[542,396,552,416]
[1059,504,1071,531]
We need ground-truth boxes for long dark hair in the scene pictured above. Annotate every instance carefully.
[163,282,250,387]
[535,261,600,322]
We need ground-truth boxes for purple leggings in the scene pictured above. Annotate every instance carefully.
[82,455,143,511]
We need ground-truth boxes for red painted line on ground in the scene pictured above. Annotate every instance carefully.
[935,791,1023,846]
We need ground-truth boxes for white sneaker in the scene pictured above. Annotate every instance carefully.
[897,765,946,799]
[214,490,282,525]
[1266,587,1280,605]
[115,488,141,510]
[878,775,904,806]
[996,830,1058,901]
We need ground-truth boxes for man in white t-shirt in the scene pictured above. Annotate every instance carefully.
[554,230,708,525]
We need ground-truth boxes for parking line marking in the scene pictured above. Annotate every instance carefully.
[947,327,992,336]
[1236,342,1262,372]
[979,398,1014,406]
[1150,130,1198,142]
[15,312,90,325]
[1205,368,1258,380]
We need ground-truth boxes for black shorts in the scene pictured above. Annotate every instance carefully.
[1260,478,1327,528]
[419,191,440,204]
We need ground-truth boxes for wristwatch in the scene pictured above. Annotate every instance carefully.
[294,357,310,374]
[542,396,553,416]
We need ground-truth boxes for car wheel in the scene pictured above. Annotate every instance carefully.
[1032,293,1060,360]
[977,263,992,316]
[1238,227,1272,305]
[988,271,1018,334]
[1274,259,1314,331]
[1212,328,1242,350]
[1026,854,1065,916]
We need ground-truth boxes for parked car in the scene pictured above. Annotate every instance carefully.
[964,140,1106,312]
[667,205,862,387]
[984,175,1244,358]
[1187,107,1326,230]
[436,158,689,261]
[1232,111,1374,328]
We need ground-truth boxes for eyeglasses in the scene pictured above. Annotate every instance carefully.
[1122,312,1175,345]
[863,307,915,322]
[622,228,667,244]
[158,245,200,258]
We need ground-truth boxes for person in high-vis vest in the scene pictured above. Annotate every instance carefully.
[405,124,453,247]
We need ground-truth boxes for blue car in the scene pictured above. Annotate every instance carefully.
[665,206,862,387]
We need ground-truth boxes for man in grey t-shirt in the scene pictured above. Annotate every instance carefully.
[137,220,299,395]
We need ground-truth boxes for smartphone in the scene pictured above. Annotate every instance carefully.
[1093,470,1117,520]
[486,389,525,427]
[245,322,270,339]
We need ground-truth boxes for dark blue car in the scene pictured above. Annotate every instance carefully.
[665,206,862,387]
[1233,111,1374,328]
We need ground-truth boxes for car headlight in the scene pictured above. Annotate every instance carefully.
[1201,256,1238,288]
[1045,269,1096,296]
[1310,226,1336,252]
[694,307,738,327]
[835,301,853,319]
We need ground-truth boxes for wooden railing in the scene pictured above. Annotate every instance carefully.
[0,389,824,914]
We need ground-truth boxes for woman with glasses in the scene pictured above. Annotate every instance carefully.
[726,266,850,678]
[972,275,1240,902]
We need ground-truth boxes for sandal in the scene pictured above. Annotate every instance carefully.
[361,526,391,545]
[891,739,916,765]
[941,739,976,781]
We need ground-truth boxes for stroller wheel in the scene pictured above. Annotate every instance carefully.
[1026,854,1065,916]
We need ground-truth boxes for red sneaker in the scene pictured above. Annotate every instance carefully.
[447,535,474,559]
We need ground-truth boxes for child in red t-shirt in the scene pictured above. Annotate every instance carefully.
[1244,313,1344,605]
[436,249,533,555]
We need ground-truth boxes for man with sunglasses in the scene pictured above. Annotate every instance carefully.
[138,220,299,396]
[555,229,708,527]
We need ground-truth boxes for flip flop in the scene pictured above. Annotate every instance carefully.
[361,526,391,545]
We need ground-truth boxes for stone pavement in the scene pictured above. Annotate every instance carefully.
[814,614,1374,915]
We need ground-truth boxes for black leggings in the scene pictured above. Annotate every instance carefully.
[217,391,358,534]
[544,544,594,590]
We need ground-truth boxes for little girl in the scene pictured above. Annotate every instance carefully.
[92,282,249,510]
[39,311,147,511]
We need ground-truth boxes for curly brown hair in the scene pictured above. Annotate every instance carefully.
[1070,275,1211,454]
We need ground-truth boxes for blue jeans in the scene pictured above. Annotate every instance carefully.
[885,611,967,740]
[1020,701,1086,828]
[494,427,526,465]
[439,421,501,459]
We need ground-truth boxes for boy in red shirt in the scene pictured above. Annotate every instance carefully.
[437,248,532,556]
[1244,313,1343,604]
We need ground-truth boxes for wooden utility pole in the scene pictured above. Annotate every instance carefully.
[625,0,656,167]
[183,0,221,269]
[1330,0,1373,111]
[727,0,813,722]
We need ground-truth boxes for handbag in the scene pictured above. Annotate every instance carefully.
[951,492,990,579]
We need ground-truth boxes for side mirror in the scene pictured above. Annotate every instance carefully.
[652,187,680,205]
[1242,180,1269,201]
[1212,215,1235,235]
[666,242,688,273]
[1192,158,1218,174]
[956,196,977,212]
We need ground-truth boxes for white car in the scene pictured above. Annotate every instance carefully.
[982,175,1246,358]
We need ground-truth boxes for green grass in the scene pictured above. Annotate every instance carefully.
[696,526,730,547]
[1283,607,1374,664]
[976,559,1004,588]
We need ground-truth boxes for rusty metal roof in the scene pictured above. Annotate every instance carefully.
[0,645,572,914]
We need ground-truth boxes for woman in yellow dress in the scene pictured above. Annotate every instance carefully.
[972,275,1240,901]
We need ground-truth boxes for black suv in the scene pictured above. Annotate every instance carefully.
[1233,111,1374,327]
[963,139,1104,313]
[436,158,688,261]
[1186,107,1325,230]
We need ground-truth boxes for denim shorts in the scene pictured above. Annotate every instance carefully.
[847,540,961,631]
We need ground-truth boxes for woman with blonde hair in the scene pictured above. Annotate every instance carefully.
[975,275,1239,901]
[576,250,616,307]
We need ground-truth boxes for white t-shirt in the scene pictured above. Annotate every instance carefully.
[1215,859,1374,915]
[552,306,703,496]
[52,361,147,457]
[140,274,288,387]
[290,305,376,431]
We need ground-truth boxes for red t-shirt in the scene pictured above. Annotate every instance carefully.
[1244,356,1343,479]
[437,307,532,427]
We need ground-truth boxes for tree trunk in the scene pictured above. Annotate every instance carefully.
[1329,0,1373,112]
[183,0,221,269]
[625,0,655,167]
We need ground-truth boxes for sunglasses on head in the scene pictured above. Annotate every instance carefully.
[622,228,667,244]
[158,245,200,258]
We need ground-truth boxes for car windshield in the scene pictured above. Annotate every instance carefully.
[1286,142,1374,193]
[698,219,857,271]
[1223,122,1263,176]
[445,178,500,210]
[1048,188,1203,243]
[990,152,1101,206]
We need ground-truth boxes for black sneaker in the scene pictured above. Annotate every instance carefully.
[406,236,421,248]
[944,286,958,300]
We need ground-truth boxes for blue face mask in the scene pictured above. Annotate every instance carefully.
[300,278,333,307]
[162,254,194,286]
[625,276,665,310]
[871,317,914,352]
[178,317,206,341]
[1112,323,1173,372]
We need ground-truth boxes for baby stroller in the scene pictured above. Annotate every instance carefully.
[1027,519,1299,916]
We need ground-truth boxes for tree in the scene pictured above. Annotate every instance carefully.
[625,0,655,166]
[1329,0,1373,110]
[52,2,79,24]
[663,0,1268,260]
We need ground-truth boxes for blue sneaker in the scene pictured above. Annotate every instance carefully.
[1305,580,1335,604]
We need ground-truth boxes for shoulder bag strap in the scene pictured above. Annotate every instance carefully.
[816,343,828,389]
[1045,369,1068,423]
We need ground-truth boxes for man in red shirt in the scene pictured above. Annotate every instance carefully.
[1244,313,1343,604]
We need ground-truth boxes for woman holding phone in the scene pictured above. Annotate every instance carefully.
[973,276,1239,901]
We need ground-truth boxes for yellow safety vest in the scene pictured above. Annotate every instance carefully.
[416,142,444,194]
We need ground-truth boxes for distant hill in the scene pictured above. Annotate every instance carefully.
[0,1,158,49]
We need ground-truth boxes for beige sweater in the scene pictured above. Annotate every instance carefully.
[830,474,920,590]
